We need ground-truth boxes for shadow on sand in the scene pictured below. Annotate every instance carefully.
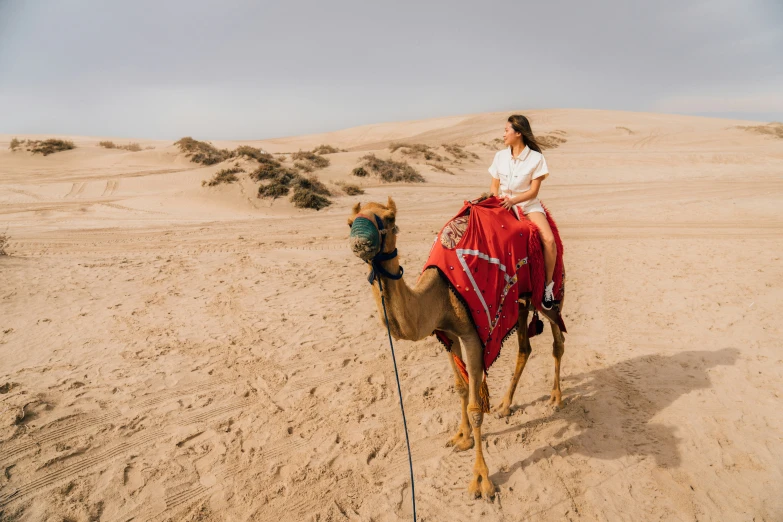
[486,348,739,486]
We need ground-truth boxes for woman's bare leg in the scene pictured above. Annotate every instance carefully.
[526,211,556,284]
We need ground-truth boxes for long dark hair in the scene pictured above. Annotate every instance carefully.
[508,114,542,153]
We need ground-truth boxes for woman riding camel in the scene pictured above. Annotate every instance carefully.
[488,114,557,310]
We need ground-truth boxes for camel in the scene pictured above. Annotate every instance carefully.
[348,196,566,499]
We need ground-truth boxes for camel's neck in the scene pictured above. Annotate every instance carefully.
[369,246,444,341]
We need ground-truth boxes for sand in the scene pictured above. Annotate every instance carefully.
[0,109,781,521]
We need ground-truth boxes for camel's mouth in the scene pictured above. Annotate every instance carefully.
[349,217,380,261]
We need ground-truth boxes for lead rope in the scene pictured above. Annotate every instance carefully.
[376,274,417,521]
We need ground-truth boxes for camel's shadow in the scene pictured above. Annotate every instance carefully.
[486,348,739,486]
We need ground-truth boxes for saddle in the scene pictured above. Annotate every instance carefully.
[422,196,565,371]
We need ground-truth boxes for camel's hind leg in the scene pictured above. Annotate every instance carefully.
[463,335,495,500]
[444,335,473,451]
[547,317,565,408]
[494,305,532,418]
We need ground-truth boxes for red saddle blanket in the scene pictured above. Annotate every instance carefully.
[422,196,565,371]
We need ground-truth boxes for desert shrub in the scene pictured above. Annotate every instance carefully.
[0,230,8,255]
[294,161,314,173]
[258,182,291,199]
[335,181,364,195]
[234,145,270,162]
[291,185,331,210]
[292,150,330,170]
[9,138,22,151]
[256,166,298,199]
[537,133,567,150]
[427,162,455,175]
[293,174,331,196]
[352,167,368,177]
[250,158,333,209]
[203,166,244,187]
[443,144,479,161]
[389,142,444,161]
[174,137,232,165]
[249,157,297,182]
[358,154,425,183]
[312,144,344,155]
[27,139,76,156]
[100,141,142,152]
[737,122,783,139]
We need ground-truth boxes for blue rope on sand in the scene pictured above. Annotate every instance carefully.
[377,275,417,521]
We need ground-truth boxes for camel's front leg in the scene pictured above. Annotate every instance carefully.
[464,338,495,500]
[495,306,531,418]
[446,346,473,451]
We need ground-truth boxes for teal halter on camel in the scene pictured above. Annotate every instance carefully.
[349,212,416,521]
[349,213,404,284]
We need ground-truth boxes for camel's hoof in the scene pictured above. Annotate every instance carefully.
[549,390,563,410]
[494,402,511,418]
[468,477,481,499]
[468,474,496,500]
[481,476,497,499]
[446,432,474,451]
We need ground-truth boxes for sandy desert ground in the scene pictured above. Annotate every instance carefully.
[0,109,782,521]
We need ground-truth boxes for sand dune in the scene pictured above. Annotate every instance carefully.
[1,109,782,521]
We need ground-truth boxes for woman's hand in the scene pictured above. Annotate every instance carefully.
[500,195,517,210]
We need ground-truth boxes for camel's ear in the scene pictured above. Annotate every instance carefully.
[347,201,362,227]
[386,197,397,217]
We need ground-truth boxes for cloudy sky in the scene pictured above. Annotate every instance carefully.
[0,0,781,139]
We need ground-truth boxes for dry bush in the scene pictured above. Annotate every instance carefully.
[174,137,232,165]
[100,141,141,152]
[293,175,331,196]
[352,167,368,177]
[312,144,344,155]
[334,181,364,195]
[292,150,330,170]
[250,156,333,209]
[249,156,297,182]
[537,133,568,150]
[294,161,314,173]
[9,138,22,151]
[491,138,505,149]
[291,185,332,210]
[443,144,479,161]
[358,154,425,183]
[258,181,291,199]
[616,126,635,134]
[389,142,444,161]
[737,122,783,139]
[427,162,455,175]
[0,230,8,256]
[27,139,76,156]
[335,181,364,195]
[234,145,271,162]
[203,166,244,187]
[145,146,156,150]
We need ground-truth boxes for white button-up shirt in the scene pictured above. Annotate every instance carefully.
[488,146,549,215]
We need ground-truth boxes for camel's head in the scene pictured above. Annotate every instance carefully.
[347,197,398,261]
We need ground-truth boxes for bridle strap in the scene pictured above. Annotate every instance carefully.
[352,213,404,284]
